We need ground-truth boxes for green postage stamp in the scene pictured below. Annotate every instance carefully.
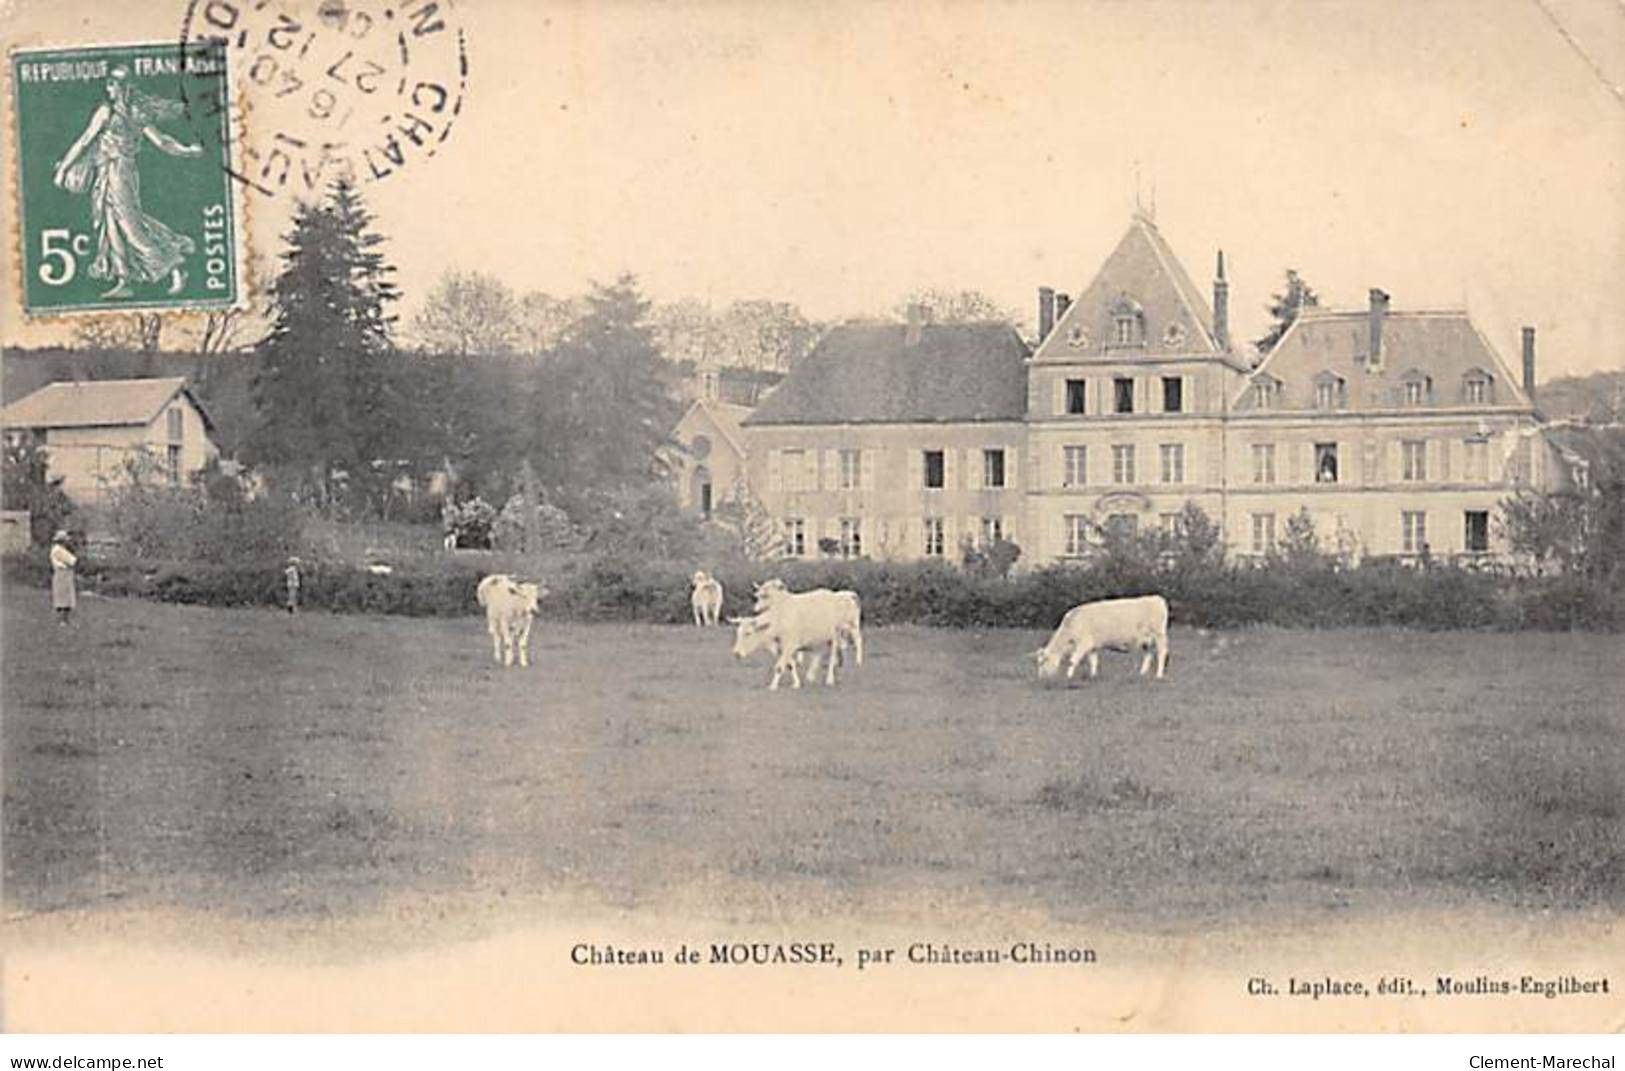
[10,41,239,314]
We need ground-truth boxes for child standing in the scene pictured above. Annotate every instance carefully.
[49,529,77,626]
[284,556,302,614]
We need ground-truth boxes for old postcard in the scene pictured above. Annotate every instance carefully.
[1,0,1621,1035]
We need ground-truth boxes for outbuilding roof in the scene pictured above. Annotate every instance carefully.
[743,322,1029,426]
[0,377,214,432]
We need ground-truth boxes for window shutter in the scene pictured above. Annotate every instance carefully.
[943,514,956,556]
[1390,441,1403,483]
[822,448,838,490]
[1053,378,1065,416]
[1148,378,1162,414]
[1183,375,1194,414]
[967,449,982,490]
[908,448,923,489]
[944,448,958,490]
[860,449,876,491]
[1440,440,1453,483]
[803,450,818,490]
[1183,441,1196,486]
[768,449,783,493]
[1288,442,1303,484]
[1006,445,1019,489]
[1339,441,1352,485]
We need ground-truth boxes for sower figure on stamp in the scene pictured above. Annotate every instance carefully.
[49,530,77,626]
[284,556,302,615]
[51,66,203,299]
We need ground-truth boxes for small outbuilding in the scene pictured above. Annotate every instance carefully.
[0,377,219,505]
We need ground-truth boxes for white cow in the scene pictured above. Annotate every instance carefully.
[1032,594,1169,681]
[752,579,864,668]
[691,570,724,626]
[732,587,863,689]
[476,573,546,667]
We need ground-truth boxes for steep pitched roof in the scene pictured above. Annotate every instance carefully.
[1034,214,1221,361]
[1236,309,1533,412]
[742,322,1029,426]
[0,376,214,431]
[674,398,751,458]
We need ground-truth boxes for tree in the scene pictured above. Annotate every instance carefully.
[530,274,681,491]
[1278,507,1325,569]
[190,307,259,354]
[0,437,76,546]
[247,178,403,510]
[713,473,782,560]
[650,298,718,366]
[410,269,519,356]
[714,300,817,378]
[1498,428,1625,583]
[893,288,1013,324]
[516,291,579,354]
[1254,269,1320,357]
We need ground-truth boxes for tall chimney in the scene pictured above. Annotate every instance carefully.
[1521,326,1536,401]
[1038,286,1056,342]
[1055,292,1072,322]
[1367,288,1391,368]
[905,302,927,347]
[1213,250,1230,351]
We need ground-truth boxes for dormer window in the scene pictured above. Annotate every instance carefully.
[1313,371,1347,410]
[1109,297,1145,346]
[1252,376,1280,409]
[1400,370,1433,407]
[1462,370,1494,405]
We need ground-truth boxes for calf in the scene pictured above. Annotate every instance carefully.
[691,570,724,627]
[1032,594,1169,681]
[476,573,547,668]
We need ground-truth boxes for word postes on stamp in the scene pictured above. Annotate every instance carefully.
[11,41,240,315]
[179,0,469,200]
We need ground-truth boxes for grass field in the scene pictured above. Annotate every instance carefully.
[3,585,1620,933]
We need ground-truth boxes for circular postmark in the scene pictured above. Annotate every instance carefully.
[177,0,468,199]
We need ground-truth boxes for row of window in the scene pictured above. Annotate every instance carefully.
[778,437,1498,495]
[1059,375,1185,416]
[776,447,1014,492]
[1057,510,1493,558]
[1245,439,1491,485]
[1242,510,1490,556]
[1059,443,1185,487]
[1252,371,1496,410]
[780,516,1008,559]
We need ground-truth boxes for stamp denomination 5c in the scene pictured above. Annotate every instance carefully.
[10,41,240,315]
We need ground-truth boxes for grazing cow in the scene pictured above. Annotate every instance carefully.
[753,580,864,668]
[732,587,864,689]
[691,570,724,627]
[1031,594,1169,681]
[476,573,546,667]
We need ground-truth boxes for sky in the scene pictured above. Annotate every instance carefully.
[3,0,1623,378]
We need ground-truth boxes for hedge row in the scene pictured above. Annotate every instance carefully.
[5,551,1619,631]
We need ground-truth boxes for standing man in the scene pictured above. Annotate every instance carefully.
[284,556,302,615]
[49,529,77,626]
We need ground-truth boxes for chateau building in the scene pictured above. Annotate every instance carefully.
[739,213,1558,564]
